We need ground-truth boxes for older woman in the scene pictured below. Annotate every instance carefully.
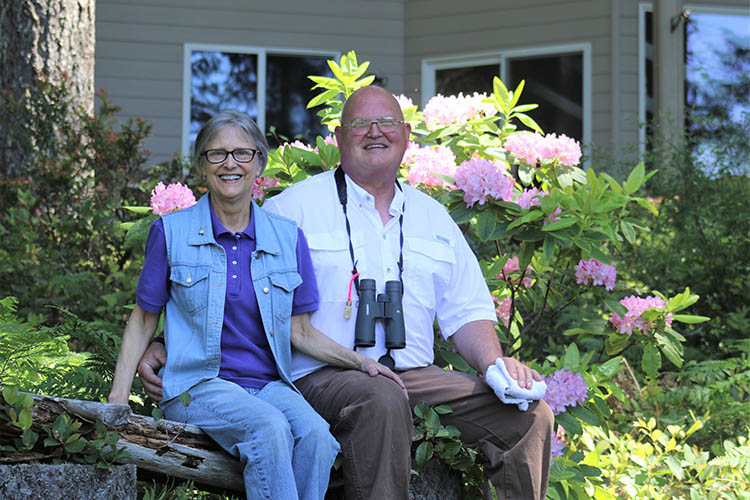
[108,109,405,500]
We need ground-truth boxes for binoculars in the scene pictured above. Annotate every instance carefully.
[354,279,405,350]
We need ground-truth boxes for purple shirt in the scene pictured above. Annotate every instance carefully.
[136,202,319,389]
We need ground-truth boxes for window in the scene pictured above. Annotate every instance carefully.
[639,5,749,164]
[422,44,591,146]
[182,45,337,155]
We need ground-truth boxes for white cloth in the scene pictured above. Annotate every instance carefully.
[264,170,497,380]
[485,358,547,411]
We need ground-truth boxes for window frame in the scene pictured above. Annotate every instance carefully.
[638,2,750,152]
[181,43,339,157]
[421,43,592,151]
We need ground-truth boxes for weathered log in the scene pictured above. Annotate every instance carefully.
[1,393,244,492]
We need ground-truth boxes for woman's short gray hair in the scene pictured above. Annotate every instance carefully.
[193,109,269,173]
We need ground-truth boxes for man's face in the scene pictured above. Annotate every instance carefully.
[335,87,411,182]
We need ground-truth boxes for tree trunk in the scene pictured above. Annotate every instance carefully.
[0,0,95,176]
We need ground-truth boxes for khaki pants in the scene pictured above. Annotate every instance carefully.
[295,364,554,500]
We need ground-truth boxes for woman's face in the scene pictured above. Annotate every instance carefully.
[201,125,261,205]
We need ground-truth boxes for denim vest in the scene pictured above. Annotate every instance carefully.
[159,194,302,402]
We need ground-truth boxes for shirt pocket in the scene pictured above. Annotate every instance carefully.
[404,237,456,308]
[306,230,364,301]
[269,271,303,321]
[169,264,211,315]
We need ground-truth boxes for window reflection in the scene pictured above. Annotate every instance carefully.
[507,54,583,140]
[436,64,498,96]
[190,50,333,151]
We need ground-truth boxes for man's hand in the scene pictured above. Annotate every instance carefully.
[359,357,408,397]
[138,341,167,402]
[498,357,542,390]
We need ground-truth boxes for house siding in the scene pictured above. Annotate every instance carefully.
[94,0,406,162]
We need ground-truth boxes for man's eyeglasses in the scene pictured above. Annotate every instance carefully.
[341,117,405,136]
[202,148,260,164]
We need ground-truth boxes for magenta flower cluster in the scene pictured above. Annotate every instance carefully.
[497,256,533,288]
[543,369,588,415]
[504,131,582,167]
[574,259,617,291]
[251,176,281,202]
[423,92,497,129]
[403,142,457,189]
[454,158,514,207]
[609,295,674,336]
[150,182,196,216]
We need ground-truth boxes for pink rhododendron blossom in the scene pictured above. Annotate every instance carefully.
[544,206,562,225]
[543,369,589,415]
[150,182,196,216]
[423,92,497,128]
[251,176,281,201]
[575,259,617,291]
[454,158,514,207]
[493,296,512,328]
[515,187,547,209]
[403,144,457,189]
[609,295,674,336]
[279,140,314,156]
[393,94,415,110]
[496,256,533,288]
[504,131,545,166]
[322,134,337,146]
[504,131,582,167]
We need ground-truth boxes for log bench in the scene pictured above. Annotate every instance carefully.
[0,394,463,499]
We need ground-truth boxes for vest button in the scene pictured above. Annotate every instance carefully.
[269,331,274,336]
[263,287,269,294]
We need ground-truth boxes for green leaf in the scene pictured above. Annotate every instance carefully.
[179,391,192,408]
[620,220,636,244]
[672,314,710,324]
[541,218,577,231]
[433,405,453,415]
[569,406,599,426]
[654,333,684,368]
[605,332,629,356]
[563,344,580,371]
[556,411,582,436]
[515,113,544,134]
[624,162,645,195]
[597,356,623,378]
[642,343,662,378]
[415,441,433,468]
[122,206,152,215]
[2,386,20,406]
[476,210,497,242]
[18,408,32,430]
[664,456,685,481]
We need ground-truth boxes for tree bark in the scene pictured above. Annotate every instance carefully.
[0,0,95,176]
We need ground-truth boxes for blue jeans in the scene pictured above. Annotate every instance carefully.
[160,377,339,500]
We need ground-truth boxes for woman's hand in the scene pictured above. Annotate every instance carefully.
[359,357,408,397]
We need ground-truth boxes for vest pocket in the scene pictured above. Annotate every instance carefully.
[169,264,211,314]
[269,271,302,321]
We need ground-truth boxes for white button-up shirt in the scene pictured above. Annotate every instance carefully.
[264,170,496,380]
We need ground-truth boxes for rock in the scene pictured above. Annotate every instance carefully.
[0,463,136,500]
[409,458,464,500]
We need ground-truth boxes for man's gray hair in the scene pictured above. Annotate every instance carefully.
[193,109,269,173]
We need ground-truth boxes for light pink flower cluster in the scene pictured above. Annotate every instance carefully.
[515,187,547,209]
[543,369,589,415]
[504,131,582,167]
[454,158,514,207]
[574,259,617,291]
[403,143,457,189]
[322,134,337,147]
[423,92,497,128]
[496,256,533,288]
[150,182,197,216]
[251,176,281,202]
[393,94,415,110]
[493,296,511,328]
[279,140,314,156]
[609,295,674,336]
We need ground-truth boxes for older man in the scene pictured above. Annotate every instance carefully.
[139,86,553,500]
